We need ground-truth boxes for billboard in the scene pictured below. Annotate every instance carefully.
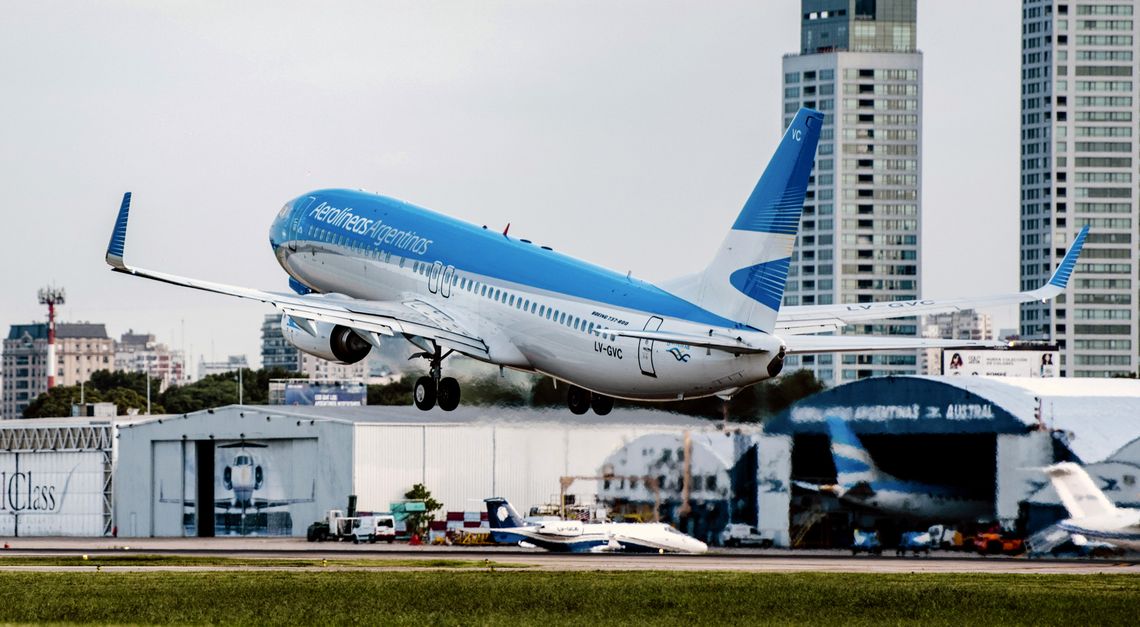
[0,451,106,536]
[943,349,1059,378]
[283,381,366,406]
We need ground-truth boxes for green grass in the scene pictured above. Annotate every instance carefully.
[0,571,1135,625]
[0,554,524,569]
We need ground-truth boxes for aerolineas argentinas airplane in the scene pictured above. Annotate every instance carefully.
[105,108,1088,415]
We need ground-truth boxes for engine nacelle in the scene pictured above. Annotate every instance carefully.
[279,314,372,365]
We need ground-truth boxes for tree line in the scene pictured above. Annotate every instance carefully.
[25,366,824,423]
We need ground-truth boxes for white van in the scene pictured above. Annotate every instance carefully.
[353,514,397,544]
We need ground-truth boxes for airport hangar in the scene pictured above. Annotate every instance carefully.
[109,406,762,541]
[755,375,1140,548]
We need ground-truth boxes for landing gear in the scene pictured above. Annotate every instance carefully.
[410,343,460,412]
[437,377,460,412]
[414,376,436,411]
[567,386,591,415]
[566,385,614,415]
[590,394,614,416]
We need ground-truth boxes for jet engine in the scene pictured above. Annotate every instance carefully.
[279,314,372,364]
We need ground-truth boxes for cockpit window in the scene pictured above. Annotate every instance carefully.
[276,203,292,220]
[663,525,683,535]
[235,455,251,465]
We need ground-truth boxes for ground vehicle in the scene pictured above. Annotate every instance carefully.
[719,524,775,548]
[851,529,882,556]
[926,524,966,550]
[896,531,932,556]
[353,515,397,544]
[973,532,1025,556]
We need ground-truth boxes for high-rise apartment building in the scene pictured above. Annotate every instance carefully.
[260,314,302,371]
[2,323,114,419]
[781,0,923,385]
[1020,0,1138,377]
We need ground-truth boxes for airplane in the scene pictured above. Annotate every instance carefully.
[104,107,1089,415]
[794,417,991,520]
[1042,462,1140,552]
[485,497,708,554]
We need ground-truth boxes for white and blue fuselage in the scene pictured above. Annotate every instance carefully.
[269,190,780,400]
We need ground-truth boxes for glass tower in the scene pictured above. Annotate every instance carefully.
[781,0,923,385]
[1020,0,1138,377]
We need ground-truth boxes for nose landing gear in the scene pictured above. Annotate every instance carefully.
[411,344,461,411]
[566,385,614,416]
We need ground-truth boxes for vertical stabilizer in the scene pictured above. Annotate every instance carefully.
[485,497,528,529]
[1044,462,1118,520]
[686,108,823,332]
[826,417,887,489]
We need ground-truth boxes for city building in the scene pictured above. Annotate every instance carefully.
[2,323,114,419]
[781,0,923,385]
[260,314,301,371]
[920,310,994,374]
[1020,0,1139,377]
[114,330,186,391]
[197,355,249,379]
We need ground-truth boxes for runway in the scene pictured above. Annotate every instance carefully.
[1,537,1137,574]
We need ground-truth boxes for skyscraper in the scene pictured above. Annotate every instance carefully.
[1020,0,1138,377]
[781,0,923,385]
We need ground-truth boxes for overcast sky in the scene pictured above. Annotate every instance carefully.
[0,1,1020,372]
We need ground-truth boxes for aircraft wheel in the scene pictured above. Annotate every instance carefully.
[414,376,436,411]
[590,394,614,416]
[567,386,591,415]
[437,377,461,412]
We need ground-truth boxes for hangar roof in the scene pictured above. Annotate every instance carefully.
[138,404,745,430]
[767,375,1140,463]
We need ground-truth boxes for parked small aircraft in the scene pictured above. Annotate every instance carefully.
[485,497,707,554]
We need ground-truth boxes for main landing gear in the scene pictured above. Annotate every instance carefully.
[411,344,460,412]
[566,385,613,416]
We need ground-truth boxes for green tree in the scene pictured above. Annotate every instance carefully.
[367,375,415,405]
[23,385,100,418]
[158,367,303,414]
[402,483,443,537]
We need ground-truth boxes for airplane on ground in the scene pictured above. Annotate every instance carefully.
[795,417,991,520]
[484,497,708,554]
[1042,462,1140,552]
[105,107,1089,414]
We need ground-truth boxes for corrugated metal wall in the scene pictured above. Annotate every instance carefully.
[353,422,688,516]
[0,451,106,536]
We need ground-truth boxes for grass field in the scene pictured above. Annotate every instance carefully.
[0,570,1136,625]
[0,554,526,569]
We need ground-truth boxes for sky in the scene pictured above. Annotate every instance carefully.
[0,1,1021,373]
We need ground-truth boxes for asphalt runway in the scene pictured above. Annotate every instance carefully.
[1,537,1137,574]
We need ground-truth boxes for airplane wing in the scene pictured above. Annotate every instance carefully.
[783,334,1005,354]
[775,226,1089,335]
[106,193,489,359]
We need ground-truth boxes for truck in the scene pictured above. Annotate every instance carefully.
[307,509,398,543]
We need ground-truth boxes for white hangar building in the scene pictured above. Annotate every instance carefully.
[112,405,748,538]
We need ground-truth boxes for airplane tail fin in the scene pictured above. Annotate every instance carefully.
[485,497,527,529]
[675,108,822,332]
[1044,462,1118,520]
[826,417,885,489]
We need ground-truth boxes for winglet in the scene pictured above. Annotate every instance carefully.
[106,192,132,270]
[1047,225,1089,288]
